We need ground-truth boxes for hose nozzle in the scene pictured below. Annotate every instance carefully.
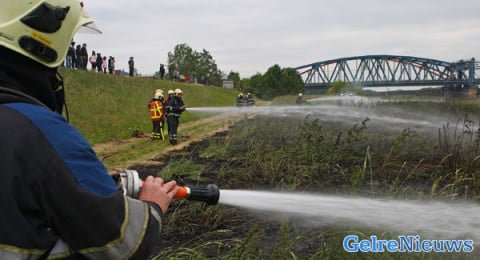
[118,170,220,206]
[175,184,220,205]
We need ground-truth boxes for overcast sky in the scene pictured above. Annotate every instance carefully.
[76,0,480,77]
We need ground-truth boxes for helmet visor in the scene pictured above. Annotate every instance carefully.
[77,21,101,34]
[77,2,101,34]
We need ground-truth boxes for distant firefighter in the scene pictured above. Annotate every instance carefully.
[296,93,304,105]
[246,93,255,107]
[165,89,175,104]
[236,93,245,107]
[164,90,175,142]
[148,91,166,140]
[166,89,186,145]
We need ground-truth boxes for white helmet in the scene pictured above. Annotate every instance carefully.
[167,90,175,95]
[299,93,304,97]
[155,89,163,94]
[154,92,164,99]
[175,88,183,95]
[0,0,100,68]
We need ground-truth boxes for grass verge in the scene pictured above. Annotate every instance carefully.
[62,69,238,144]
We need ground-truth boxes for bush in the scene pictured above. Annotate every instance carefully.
[241,65,304,100]
[327,82,365,96]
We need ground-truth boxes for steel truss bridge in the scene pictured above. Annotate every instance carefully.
[296,55,480,89]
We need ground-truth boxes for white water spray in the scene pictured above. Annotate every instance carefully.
[189,104,448,131]
[220,190,480,242]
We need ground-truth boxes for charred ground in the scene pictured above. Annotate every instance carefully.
[133,101,480,259]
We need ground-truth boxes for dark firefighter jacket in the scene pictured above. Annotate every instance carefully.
[166,97,185,116]
[296,96,303,105]
[246,96,254,106]
[0,94,164,259]
[236,96,245,107]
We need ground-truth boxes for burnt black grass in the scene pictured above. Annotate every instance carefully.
[153,101,480,259]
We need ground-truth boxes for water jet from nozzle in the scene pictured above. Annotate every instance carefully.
[219,190,480,241]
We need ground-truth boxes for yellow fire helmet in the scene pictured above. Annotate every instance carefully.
[167,90,175,95]
[175,88,183,95]
[0,0,101,68]
[154,92,164,100]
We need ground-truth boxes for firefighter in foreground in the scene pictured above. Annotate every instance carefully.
[0,1,179,258]
[149,90,166,140]
[166,88,186,145]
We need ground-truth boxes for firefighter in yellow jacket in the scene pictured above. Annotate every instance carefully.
[148,91,166,140]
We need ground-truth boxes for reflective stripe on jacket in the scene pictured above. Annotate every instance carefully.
[149,100,164,121]
[0,97,164,259]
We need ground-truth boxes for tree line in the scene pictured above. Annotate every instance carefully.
[167,43,304,99]
[167,43,223,86]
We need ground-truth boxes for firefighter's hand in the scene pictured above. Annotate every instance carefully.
[139,176,180,214]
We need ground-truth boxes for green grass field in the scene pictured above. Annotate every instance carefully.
[61,69,238,144]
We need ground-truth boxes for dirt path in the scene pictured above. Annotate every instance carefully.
[94,113,254,171]
[93,114,233,156]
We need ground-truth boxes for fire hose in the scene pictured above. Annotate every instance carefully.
[116,170,220,205]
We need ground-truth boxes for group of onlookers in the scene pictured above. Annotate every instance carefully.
[89,51,116,74]
[66,47,207,82]
[170,70,210,85]
[65,41,116,75]
[66,44,213,81]
[65,42,88,70]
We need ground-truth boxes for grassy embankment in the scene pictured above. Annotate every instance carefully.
[62,69,238,145]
